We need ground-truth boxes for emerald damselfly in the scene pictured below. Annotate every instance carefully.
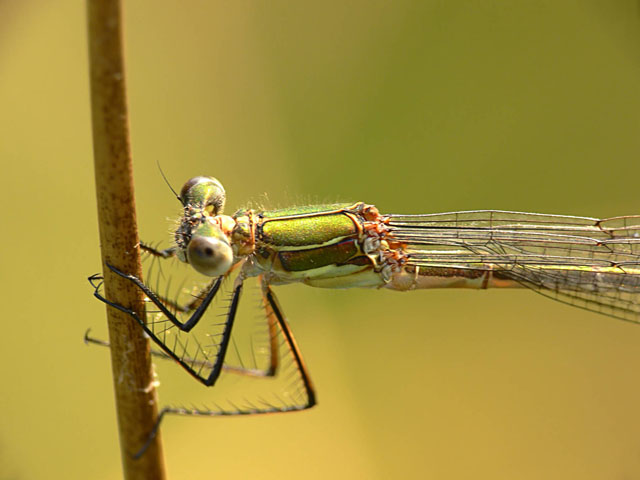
[91,176,640,427]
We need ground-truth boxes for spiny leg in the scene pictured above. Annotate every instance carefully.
[90,271,316,458]
[89,269,277,378]
[161,277,316,415]
[260,280,316,408]
[91,267,218,318]
[84,328,275,377]
[140,242,209,314]
[105,263,222,332]
[198,278,243,386]
[140,242,177,259]
[149,277,220,316]
[90,266,239,386]
[142,273,278,378]
[158,273,279,377]
[256,274,280,377]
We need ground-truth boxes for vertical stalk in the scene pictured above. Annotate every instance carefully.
[87,1,167,478]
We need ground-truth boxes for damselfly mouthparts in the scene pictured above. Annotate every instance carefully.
[91,176,640,428]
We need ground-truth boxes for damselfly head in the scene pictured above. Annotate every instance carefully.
[180,176,226,215]
[186,219,234,277]
[174,177,238,276]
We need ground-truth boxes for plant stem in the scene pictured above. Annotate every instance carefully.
[87,1,167,478]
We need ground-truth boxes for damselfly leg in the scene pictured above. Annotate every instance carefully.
[90,253,316,409]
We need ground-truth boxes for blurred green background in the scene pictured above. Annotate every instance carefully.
[2,1,640,478]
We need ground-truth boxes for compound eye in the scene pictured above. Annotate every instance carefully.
[186,235,233,277]
[180,176,226,214]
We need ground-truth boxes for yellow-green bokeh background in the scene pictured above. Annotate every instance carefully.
[2,2,640,478]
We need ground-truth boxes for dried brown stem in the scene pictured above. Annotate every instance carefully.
[87,1,167,478]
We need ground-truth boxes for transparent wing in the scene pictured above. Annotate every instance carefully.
[387,210,640,324]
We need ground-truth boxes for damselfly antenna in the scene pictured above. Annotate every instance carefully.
[156,161,182,205]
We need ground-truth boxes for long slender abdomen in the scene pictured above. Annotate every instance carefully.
[385,265,522,291]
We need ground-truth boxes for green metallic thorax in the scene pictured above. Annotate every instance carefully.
[235,203,385,288]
